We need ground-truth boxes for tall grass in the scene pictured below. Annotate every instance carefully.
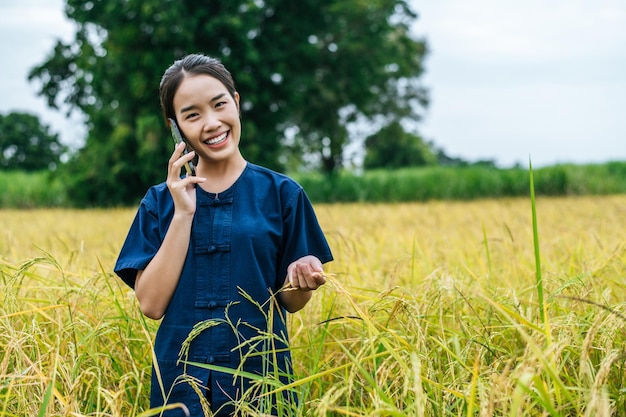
[528,161,545,325]
[1,254,153,415]
[295,161,626,203]
[1,161,624,208]
[0,170,67,208]
[300,196,626,416]
[1,195,625,415]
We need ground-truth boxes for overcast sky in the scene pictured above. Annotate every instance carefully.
[1,0,625,167]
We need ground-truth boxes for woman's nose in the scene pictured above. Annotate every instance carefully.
[202,113,221,131]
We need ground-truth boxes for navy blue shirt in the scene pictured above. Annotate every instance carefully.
[114,163,333,416]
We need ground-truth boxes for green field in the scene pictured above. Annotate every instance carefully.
[1,195,625,416]
[1,161,625,207]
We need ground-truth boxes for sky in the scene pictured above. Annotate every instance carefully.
[1,0,625,168]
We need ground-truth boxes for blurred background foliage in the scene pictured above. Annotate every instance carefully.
[0,112,67,171]
[2,0,623,208]
[2,160,625,208]
[23,0,431,206]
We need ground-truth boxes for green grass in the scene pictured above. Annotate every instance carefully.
[2,161,625,208]
[0,170,67,208]
[294,161,626,203]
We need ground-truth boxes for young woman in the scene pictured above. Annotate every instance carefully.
[114,54,333,416]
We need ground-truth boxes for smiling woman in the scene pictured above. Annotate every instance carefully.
[170,74,243,177]
[114,54,333,416]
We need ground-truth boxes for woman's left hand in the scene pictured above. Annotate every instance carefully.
[286,255,326,291]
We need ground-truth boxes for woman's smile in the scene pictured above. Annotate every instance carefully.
[172,74,243,168]
[203,131,229,147]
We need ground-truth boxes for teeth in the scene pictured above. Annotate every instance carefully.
[206,132,227,145]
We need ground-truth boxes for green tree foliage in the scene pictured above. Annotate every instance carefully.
[0,112,67,171]
[364,120,435,169]
[29,0,428,206]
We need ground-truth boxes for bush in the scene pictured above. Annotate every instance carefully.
[1,161,624,207]
[295,162,626,203]
[0,170,67,208]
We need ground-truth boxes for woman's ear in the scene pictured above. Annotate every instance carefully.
[234,91,241,114]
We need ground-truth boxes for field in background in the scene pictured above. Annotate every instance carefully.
[2,161,625,207]
[1,195,625,416]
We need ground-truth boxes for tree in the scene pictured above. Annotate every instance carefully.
[363,120,436,169]
[29,0,428,206]
[0,112,67,171]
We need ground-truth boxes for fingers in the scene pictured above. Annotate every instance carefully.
[168,143,196,179]
[167,144,205,186]
[288,259,326,291]
[166,143,205,214]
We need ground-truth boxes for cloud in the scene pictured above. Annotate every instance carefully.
[411,0,626,166]
[0,0,82,147]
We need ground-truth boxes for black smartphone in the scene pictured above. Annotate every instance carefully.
[168,118,195,176]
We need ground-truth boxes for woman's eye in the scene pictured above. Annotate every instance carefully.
[215,101,226,108]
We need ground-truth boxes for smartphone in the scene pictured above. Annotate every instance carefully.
[168,118,195,176]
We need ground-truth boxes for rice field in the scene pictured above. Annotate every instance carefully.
[1,195,625,416]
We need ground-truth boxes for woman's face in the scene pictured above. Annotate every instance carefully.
[173,74,241,165]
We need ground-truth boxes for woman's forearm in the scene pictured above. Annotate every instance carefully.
[134,212,194,319]
[277,255,326,313]
[277,288,314,313]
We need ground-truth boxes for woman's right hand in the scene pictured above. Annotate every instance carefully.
[166,142,206,215]
[136,142,205,320]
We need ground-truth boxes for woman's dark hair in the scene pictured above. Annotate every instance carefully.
[159,54,237,124]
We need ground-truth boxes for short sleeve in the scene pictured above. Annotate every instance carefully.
[114,197,163,289]
[277,188,333,289]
